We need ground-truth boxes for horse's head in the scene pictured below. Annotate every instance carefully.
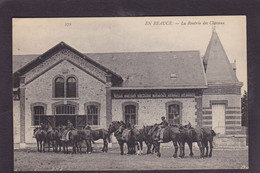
[108,121,122,134]
[33,127,39,135]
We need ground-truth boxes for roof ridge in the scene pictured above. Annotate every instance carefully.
[203,31,239,83]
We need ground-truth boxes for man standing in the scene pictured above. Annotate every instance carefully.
[156,116,168,142]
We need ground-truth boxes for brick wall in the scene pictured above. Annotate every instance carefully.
[112,98,197,127]
[23,59,107,143]
[202,94,242,135]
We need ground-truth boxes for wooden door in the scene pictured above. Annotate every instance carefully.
[212,104,226,135]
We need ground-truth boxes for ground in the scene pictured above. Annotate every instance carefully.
[14,145,248,171]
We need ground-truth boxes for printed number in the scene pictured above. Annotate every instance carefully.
[65,23,71,26]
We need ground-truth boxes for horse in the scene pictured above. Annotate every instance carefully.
[108,121,136,155]
[202,127,216,157]
[46,127,62,152]
[141,125,155,154]
[90,128,111,152]
[33,128,47,152]
[185,127,216,158]
[148,124,180,158]
[59,126,80,154]
[178,124,205,158]
[78,129,93,154]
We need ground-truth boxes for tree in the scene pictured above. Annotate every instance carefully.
[241,90,248,127]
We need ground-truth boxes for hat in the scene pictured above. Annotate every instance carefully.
[161,116,166,119]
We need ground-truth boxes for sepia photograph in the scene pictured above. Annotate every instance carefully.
[12,16,248,171]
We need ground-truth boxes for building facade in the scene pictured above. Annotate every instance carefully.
[13,30,245,148]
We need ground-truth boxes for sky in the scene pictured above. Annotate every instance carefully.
[12,16,247,93]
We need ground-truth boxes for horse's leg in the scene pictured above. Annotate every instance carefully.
[79,141,82,154]
[104,139,108,152]
[140,141,143,154]
[204,141,209,157]
[119,142,124,155]
[36,140,39,152]
[102,140,105,152]
[197,141,204,158]
[39,140,42,152]
[173,141,178,158]
[42,140,45,153]
[146,142,151,154]
[156,142,161,157]
[209,140,213,157]
[179,142,185,158]
[151,144,155,154]
[135,141,140,155]
[63,142,66,154]
[188,142,193,157]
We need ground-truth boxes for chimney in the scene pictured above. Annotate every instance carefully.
[232,59,236,74]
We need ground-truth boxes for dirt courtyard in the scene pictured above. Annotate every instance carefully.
[14,145,249,171]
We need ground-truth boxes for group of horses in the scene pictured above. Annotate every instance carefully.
[108,121,216,158]
[33,121,216,159]
[33,125,110,154]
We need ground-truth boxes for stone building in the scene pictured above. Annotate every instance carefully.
[13,30,245,148]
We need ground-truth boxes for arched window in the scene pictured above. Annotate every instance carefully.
[166,101,182,125]
[33,106,44,126]
[55,77,64,98]
[122,102,138,125]
[55,104,76,115]
[66,77,76,98]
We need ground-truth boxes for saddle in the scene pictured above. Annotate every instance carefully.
[61,130,71,141]
[121,129,131,142]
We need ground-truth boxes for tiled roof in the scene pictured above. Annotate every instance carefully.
[86,51,207,88]
[203,31,239,83]
[13,44,207,89]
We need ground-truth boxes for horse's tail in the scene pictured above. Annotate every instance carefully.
[211,129,216,136]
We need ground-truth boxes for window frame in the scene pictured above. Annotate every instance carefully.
[122,101,139,125]
[30,102,47,126]
[53,75,78,98]
[84,102,101,126]
[165,101,182,125]
[52,101,79,115]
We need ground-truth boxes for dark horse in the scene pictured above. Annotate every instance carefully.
[202,127,216,157]
[148,124,180,158]
[78,129,93,154]
[59,126,80,154]
[185,127,216,158]
[46,127,62,152]
[142,125,155,154]
[33,128,47,152]
[90,128,111,152]
[108,121,136,155]
[178,125,205,158]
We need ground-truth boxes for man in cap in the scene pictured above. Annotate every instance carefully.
[156,116,168,142]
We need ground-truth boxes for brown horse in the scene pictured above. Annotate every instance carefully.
[141,125,155,154]
[33,128,47,152]
[108,121,136,155]
[148,124,180,158]
[78,129,93,154]
[59,126,80,154]
[186,127,216,158]
[202,127,216,157]
[90,128,111,152]
[46,128,62,152]
[178,125,205,158]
